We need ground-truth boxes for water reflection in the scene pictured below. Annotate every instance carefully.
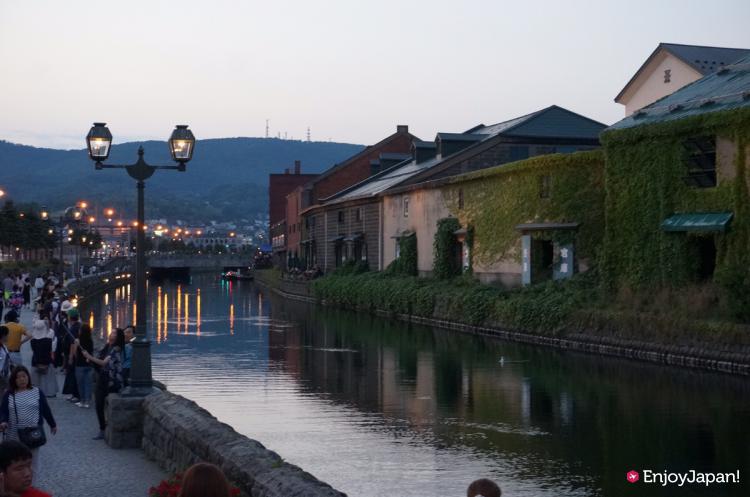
[83,274,750,497]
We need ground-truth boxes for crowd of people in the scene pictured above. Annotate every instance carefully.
[0,272,132,496]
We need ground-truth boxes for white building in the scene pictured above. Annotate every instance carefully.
[615,43,749,116]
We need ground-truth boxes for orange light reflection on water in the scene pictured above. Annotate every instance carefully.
[177,285,182,334]
[163,292,169,342]
[184,294,189,334]
[229,304,234,334]
[156,287,162,344]
[196,289,201,336]
[89,311,94,330]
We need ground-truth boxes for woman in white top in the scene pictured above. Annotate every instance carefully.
[30,320,57,397]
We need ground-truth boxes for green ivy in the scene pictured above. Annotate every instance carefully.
[386,234,417,276]
[433,218,461,279]
[599,107,750,320]
[441,151,605,269]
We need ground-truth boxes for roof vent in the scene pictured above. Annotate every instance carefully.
[669,104,684,113]
[717,67,730,75]
[700,99,715,107]
[633,110,647,119]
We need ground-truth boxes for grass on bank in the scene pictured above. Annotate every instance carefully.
[309,264,750,352]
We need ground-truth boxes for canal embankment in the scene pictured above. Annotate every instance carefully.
[69,274,347,497]
[139,390,345,497]
[254,269,750,375]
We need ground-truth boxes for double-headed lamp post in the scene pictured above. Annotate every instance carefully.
[85,122,195,395]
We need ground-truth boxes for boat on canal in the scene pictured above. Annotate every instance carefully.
[221,269,254,281]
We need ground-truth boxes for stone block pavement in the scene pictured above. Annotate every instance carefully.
[14,307,166,497]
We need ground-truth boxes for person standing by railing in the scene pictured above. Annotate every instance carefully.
[78,328,123,440]
[72,323,94,408]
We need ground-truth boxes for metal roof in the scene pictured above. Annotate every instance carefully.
[412,140,437,149]
[470,106,606,140]
[379,152,412,161]
[324,106,605,204]
[663,43,750,75]
[435,132,484,142]
[615,43,750,102]
[608,55,750,131]
[330,155,440,202]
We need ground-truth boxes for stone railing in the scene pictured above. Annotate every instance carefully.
[111,389,346,497]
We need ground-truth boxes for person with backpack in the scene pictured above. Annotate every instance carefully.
[77,328,123,440]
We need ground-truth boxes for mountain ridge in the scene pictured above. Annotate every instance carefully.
[0,137,364,221]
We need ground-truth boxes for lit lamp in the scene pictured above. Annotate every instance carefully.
[86,123,113,166]
[168,125,196,170]
[85,121,196,398]
[40,208,49,220]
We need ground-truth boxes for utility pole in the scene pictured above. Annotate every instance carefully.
[306,127,311,142]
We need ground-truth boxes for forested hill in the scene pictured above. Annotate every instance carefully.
[0,137,363,221]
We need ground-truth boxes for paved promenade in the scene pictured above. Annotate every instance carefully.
[16,308,166,497]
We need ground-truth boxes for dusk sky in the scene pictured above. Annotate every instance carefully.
[2,0,749,150]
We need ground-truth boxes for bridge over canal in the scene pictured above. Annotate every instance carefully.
[147,254,251,275]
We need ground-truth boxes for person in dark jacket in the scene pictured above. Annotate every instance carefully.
[78,328,123,440]
[60,308,80,402]
[72,323,94,408]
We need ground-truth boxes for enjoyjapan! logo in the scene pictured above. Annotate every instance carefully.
[626,470,740,487]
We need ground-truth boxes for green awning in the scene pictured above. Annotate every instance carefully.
[661,212,733,232]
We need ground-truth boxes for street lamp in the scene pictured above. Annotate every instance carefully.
[85,122,195,396]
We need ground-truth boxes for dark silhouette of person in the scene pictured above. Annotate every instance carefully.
[467,478,501,497]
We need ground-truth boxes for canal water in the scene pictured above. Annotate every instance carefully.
[85,274,750,497]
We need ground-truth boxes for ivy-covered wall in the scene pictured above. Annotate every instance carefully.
[441,151,605,284]
[600,108,750,315]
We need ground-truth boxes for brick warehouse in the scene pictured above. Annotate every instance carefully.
[314,106,606,273]
[284,125,417,268]
[269,160,317,266]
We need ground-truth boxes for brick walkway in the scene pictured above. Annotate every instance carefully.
[16,307,166,497]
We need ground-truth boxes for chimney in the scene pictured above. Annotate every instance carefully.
[284,168,290,174]
[412,140,437,164]
[396,124,409,134]
[294,160,301,174]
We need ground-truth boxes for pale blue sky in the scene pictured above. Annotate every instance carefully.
[1,0,749,149]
